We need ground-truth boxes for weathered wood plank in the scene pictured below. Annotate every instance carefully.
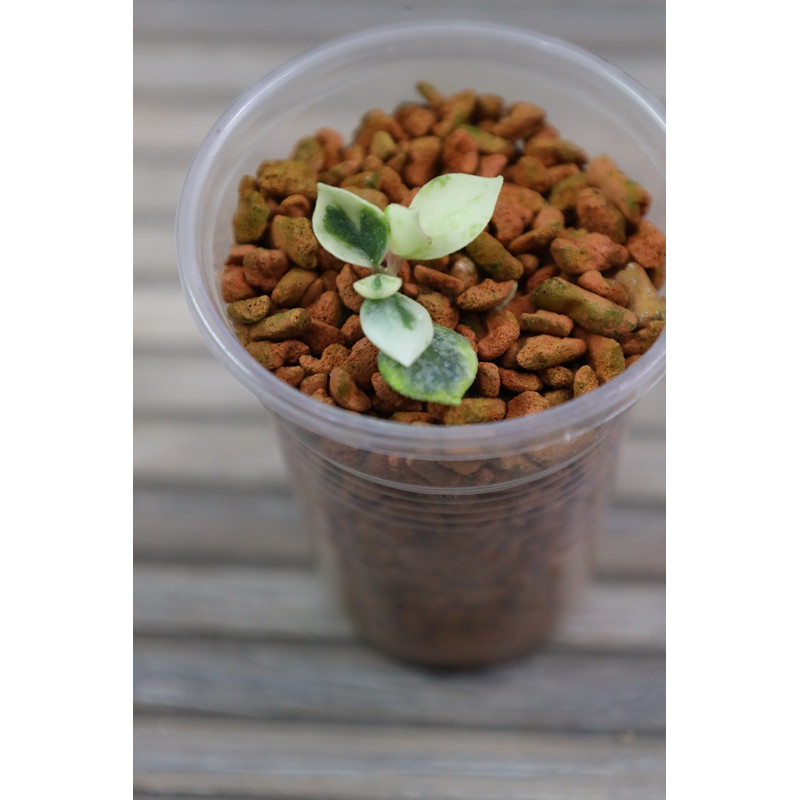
[134,222,180,281]
[134,353,263,421]
[135,103,227,155]
[133,487,664,578]
[133,486,311,564]
[134,0,666,44]
[134,159,189,220]
[555,582,664,651]
[133,565,353,641]
[615,436,665,506]
[133,1,665,108]
[132,419,288,489]
[133,717,665,800]
[133,40,307,100]
[133,564,664,651]
[596,505,665,579]
[134,638,664,733]
[631,381,665,435]
[134,284,203,353]
[132,43,665,108]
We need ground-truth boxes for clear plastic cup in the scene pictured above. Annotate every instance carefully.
[176,21,666,667]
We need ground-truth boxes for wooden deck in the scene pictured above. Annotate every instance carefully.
[133,1,666,796]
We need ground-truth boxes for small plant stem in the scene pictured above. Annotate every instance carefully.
[385,251,405,276]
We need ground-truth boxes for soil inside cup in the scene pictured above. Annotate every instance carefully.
[220,82,665,427]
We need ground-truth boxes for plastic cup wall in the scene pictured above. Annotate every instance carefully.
[176,21,666,472]
[175,22,666,666]
[279,411,630,665]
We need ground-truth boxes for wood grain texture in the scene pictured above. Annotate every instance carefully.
[134,718,665,800]
[133,2,666,796]
[133,0,665,107]
[133,486,313,565]
[134,638,665,733]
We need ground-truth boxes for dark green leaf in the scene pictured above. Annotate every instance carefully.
[312,183,389,268]
[323,205,388,268]
[378,325,479,405]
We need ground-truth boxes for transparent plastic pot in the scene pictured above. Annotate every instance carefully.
[176,21,665,667]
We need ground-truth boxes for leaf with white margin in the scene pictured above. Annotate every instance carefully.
[378,324,479,405]
[360,294,434,368]
[353,272,402,300]
[312,183,389,268]
[385,203,432,260]
[399,173,503,260]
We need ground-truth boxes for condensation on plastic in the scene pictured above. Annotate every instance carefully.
[175,22,665,666]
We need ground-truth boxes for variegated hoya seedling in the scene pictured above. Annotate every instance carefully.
[312,174,503,404]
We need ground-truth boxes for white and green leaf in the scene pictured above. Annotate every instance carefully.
[360,294,434,367]
[378,324,479,405]
[312,183,389,268]
[384,203,432,260]
[353,272,403,300]
[394,173,503,260]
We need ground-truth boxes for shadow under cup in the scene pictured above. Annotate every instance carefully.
[176,22,666,667]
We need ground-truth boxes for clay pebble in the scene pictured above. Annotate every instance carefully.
[531,277,638,340]
[516,334,587,371]
[221,82,665,426]
[249,308,311,341]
